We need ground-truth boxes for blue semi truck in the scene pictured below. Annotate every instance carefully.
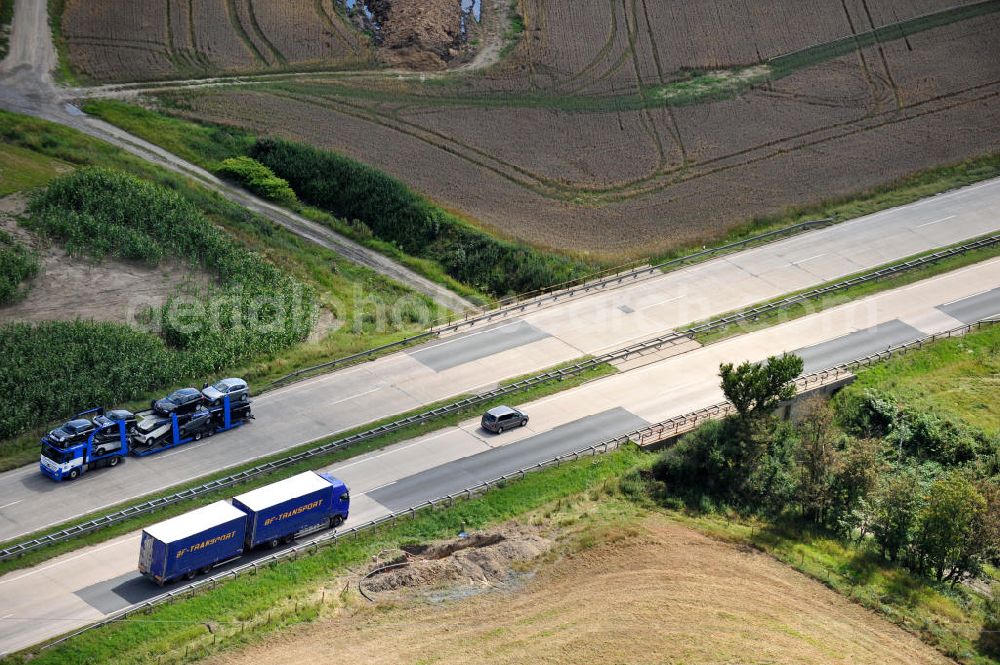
[40,383,252,482]
[138,471,350,585]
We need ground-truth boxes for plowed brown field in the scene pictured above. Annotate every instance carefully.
[60,0,371,81]
[162,0,1000,258]
[205,516,952,665]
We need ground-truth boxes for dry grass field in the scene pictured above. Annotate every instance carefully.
[154,0,1000,258]
[205,515,952,665]
[60,0,370,81]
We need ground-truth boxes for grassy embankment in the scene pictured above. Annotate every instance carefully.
[80,99,592,302]
[0,110,440,468]
[0,359,615,575]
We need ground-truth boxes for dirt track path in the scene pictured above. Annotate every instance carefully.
[0,0,474,314]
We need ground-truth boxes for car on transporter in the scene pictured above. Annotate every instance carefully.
[481,405,529,434]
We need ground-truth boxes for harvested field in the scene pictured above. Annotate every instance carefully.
[206,514,951,665]
[60,0,371,81]
[135,0,1000,257]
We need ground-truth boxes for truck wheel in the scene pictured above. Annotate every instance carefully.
[268,538,280,549]
[68,468,80,480]
[184,570,197,581]
[199,566,212,576]
[193,432,202,441]
[108,456,120,468]
[330,515,345,529]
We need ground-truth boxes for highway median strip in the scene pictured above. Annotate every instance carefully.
[2,231,997,569]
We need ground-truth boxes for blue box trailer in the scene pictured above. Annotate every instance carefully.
[232,471,350,549]
[138,501,248,585]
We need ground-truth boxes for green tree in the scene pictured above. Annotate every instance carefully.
[720,354,804,421]
[831,437,883,538]
[914,471,986,582]
[869,470,921,562]
[793,396,841,524]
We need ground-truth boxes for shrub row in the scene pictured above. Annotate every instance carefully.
[248,138,592,296]
[215,156,297,206]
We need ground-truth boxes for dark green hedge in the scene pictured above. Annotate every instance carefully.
[248,138,591,296]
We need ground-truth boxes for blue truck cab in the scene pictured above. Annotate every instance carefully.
[232,471,350,549]
[39,408,133,481]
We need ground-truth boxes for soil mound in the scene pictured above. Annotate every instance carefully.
[367,0,463,70]
[360,524,551,595]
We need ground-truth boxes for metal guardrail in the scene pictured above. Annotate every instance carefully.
[266,218,835,388]
[30,318,1000,654]
[2,232,996,562]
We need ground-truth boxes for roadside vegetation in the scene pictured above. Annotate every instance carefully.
[0,109,439,464]
[7,441,646,665]
[83,99,596,299]
[628,327,1000,663]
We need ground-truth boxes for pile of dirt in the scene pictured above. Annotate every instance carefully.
[366,0,464,70]
[360,524,551,595]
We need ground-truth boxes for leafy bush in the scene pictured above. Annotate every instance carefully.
[837,388,989,465]
[216,156,297,206]
[0,230,39,304]
[248,138,592,297]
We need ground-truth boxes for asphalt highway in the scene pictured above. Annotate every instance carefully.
[1,259,997,655]
[0,177,998,541]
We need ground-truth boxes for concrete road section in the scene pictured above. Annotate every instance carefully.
[0,180,998,541]
[2,260,998,656]
[937,286,1000,323]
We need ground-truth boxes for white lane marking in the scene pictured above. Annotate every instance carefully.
[410,320,522,355]
[939,286,994,307]
[152,440,212,461]
[0,534,141,585]
[0,500,22,510]
[331,428,455,473]
[326,386,382,407]
[792,253,826,266]
[637,295,681,311]
[916,215,956,228]
[1,614,13,619]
